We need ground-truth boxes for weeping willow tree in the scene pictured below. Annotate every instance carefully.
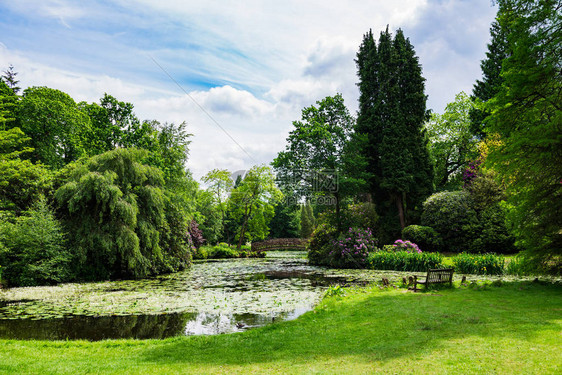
[56,148,191,280]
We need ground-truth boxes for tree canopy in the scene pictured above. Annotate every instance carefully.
[356,28,433,237]
[425,92,478,190]
[484,0,561,269]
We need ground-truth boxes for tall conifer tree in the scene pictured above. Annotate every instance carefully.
[470,4,512,138]
[356,27,433,238]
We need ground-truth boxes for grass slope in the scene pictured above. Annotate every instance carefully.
[0,281,560,374]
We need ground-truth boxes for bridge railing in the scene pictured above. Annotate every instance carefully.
[251,238,309,253]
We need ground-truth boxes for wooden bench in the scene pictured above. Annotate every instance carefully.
[413,268,454,292]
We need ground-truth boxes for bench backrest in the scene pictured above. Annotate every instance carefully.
[425,268,454,283]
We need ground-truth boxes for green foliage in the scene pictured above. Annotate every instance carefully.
[0,80,17,129]
[401,225,443,252]
[196,190,223,244]
[422,189,515,254]
[147,121,192,184]
[425,92,478,190]
[269,203,301,239]
[0,128,53,213]
[367,251,443,272]
[470,6,511,138]
[55,148,188,280]
[324,284,346,297]
[207,244,239,259]
[299,202,315,238]
[452,253,505,275]
[421,191,477,253]
[227,165,282,249]
[0,198,71,286]
[272,94,361,231]
[17,86,91,169]
[194,244,263,260]
[307,223,338,266]
[356,28,434,233]
[339,202,378,231]
[192,245,209,260]
[484,0,561,271]
[79,94,159,155]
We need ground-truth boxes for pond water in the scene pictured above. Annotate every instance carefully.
[0,251,522,340]
[0,251,388,340]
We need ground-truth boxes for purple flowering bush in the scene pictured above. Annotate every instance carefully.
[391,239,422,253]
[330,227,379,268]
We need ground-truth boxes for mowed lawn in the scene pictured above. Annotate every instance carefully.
[0,281,560,374]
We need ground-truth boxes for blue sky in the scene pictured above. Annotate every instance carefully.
[0,0,497,179]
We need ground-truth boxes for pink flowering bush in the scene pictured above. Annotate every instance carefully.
[330,227,379,268]
[391,239,422,253]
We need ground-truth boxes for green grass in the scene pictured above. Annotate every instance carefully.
[0,281,560,374]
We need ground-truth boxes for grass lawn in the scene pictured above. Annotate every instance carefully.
[0,281,560,374]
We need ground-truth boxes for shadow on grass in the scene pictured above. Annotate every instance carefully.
[141,281,562,367]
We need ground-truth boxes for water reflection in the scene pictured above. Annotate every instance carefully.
[0,309,311,341]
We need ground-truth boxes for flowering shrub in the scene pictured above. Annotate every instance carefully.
[330,227,378,268]
[391,239,422,253]
[401,225,443,252]
[368,251,443,272]
[188,220,205,249]
[452,252,505,275]
[463,159,482,186]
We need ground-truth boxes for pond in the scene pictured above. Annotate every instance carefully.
[0,251,509,340]
[0,251,390,340]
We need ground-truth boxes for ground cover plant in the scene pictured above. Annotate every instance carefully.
[0,281,560,374]
[368,250,443,272]
[453,252,505,275]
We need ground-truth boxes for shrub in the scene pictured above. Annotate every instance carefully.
[307,223,338,266]
[421,191,477,253]
[470,206,516,254]
[368,251,443,272]
[0,198,72,286]
[401,225,443,252]
[452,253,505,275]
[391,239,422,253]
[192,245,209,260]
[207,244,239,259]
[330,227,378,268]
[188,220,205,249]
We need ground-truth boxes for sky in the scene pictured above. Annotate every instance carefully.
[0,0,497,181]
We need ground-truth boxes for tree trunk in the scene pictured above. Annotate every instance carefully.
[335,192,342,233]
[395,193,406,229]
[237,205,252,250]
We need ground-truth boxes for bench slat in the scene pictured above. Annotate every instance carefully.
[414,268,454,292]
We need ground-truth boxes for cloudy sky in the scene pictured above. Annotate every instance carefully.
[0,0,497,180]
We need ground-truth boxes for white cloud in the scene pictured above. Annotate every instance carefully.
[1,0,498,181]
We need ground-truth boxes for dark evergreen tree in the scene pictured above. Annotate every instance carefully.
[355,28,433,239]
[470,4,512,138]
[0,81,18,130]
[299,201,315,238]
[1,65,20,95]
